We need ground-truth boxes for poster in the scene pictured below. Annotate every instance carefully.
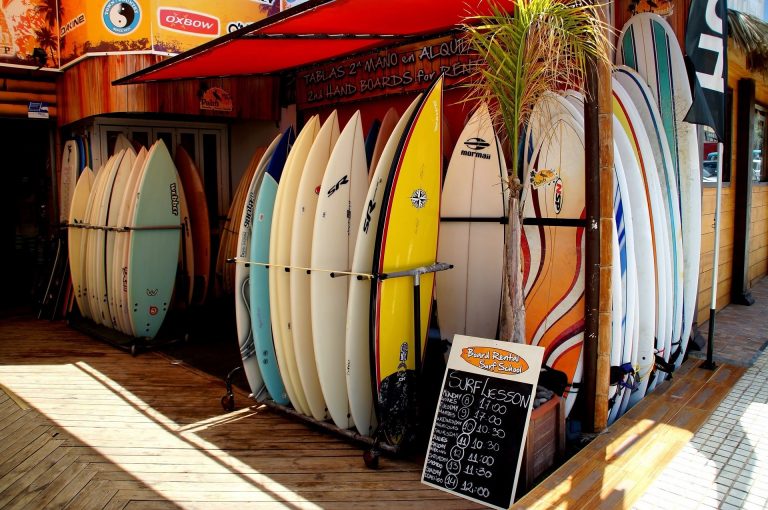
[0,0,60,67]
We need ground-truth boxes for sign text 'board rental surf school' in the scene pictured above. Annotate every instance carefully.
[422,336,544,510]
[296,35,480,108]
[55,0,278,66]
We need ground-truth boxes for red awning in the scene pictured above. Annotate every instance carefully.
[114,0,510,84]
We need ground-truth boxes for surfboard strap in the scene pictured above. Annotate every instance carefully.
[654,355,676,377]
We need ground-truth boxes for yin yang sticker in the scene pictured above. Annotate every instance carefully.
[103,0,141,35]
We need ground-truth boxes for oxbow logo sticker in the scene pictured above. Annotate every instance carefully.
[460,346,529,375]
[158,8,219,37]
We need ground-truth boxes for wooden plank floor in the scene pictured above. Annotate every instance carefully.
[0,317,482,510]
[513,358,745,509]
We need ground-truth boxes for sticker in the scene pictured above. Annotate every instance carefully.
[460,345,530,375]
[158,8,220,37]
[461,137,492,160]
[410,189,427,209]
[60,13,86,38]
[169,183,180,216]
[530,168,558,189]
[103,0,141,36]
[554,177,563,214]
[146,289,158,296]
[149,306,158,316]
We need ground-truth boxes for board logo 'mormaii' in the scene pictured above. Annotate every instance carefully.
[460,346,529,375]
[158,8,219,37]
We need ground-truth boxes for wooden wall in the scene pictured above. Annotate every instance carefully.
[0,76,58,118]
[697,43,768,324]
[56,54,280,126]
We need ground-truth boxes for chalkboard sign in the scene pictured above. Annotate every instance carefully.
[422,335,544,509]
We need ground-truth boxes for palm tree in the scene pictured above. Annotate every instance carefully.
[35,0,63,34]
[463,0,611,343]
[34,26,57,64]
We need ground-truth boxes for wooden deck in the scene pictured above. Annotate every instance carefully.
[0,317,481,509]
[0,316,744,509]
[514,358,745,509]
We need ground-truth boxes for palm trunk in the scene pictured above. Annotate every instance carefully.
[501,175,525,343]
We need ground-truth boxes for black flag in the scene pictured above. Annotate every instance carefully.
[684,0,728,142]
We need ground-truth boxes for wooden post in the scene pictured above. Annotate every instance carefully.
[731,78,756,306]
[583,43,613,433]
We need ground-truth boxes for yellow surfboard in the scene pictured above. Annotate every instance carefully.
[372,76,443,446]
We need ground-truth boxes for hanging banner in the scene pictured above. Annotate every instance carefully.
[684,0,728,142]
[422,336,544,510]
[57,0,273,66]
[296,35,479,108]
[0,0,60,67]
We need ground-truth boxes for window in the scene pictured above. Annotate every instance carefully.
[701,88,733,184]
[753,105,766,183]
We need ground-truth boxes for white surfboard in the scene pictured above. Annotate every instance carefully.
[105,148,137,329]
[60,140,79,223]
[614,78,672,393]
[290,112,340,421]
[114,148,149,335]
[613,96,658,406]
[436,101,508,344]
[311,111,367,430]
[234,134,281,397]
[68,167,94,318]
[269,116,321,417]
[617,13,701,368]
[346,95,423,436]
[615,66,684,375]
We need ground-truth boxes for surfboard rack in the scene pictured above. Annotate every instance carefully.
[219,261,454,466]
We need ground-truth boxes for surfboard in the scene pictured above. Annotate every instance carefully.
[79,157,113,321]
[105,148,138,329]
[113,148,149,335]
[270,116,320,417]
[68,167,94,318]
[521,93,586,417]
[436,101,508,344]
[310,111,367,430]
[175,147,211,306]
[559,91,638,421]
[346,95,422,437]
[615,66,684,375]
[127,140,181,339]
[617,14,700,368]
[114,134,134,156]
[369,107,400,178]
[235,134,281,398]
[372,76,443,446]
[612,91,659,406]
[87,152,125,326]
[215,147,266,297]
[249,127,294,405]
[290,112,340,420]
[613,78,672,393]
[611,142,640,423]
[364,118,381,170]
[60,140,79,223]
[175,173,194,307]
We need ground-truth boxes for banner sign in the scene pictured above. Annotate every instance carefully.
[0,0,60,67]
[199,86,232,111]
[684,0,728,142]
[422,336,544,510]
[56,0,275,66]
[28,102,50,118]
[296,35,479,108]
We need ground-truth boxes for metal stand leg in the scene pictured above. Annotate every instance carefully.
[221,366,242,412]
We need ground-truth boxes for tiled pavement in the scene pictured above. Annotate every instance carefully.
[634,277,768,509]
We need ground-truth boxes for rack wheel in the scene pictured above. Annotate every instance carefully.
[363,447,380,469]
[221,393,235,412]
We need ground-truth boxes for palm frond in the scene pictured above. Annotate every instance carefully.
[463,0,612,178]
